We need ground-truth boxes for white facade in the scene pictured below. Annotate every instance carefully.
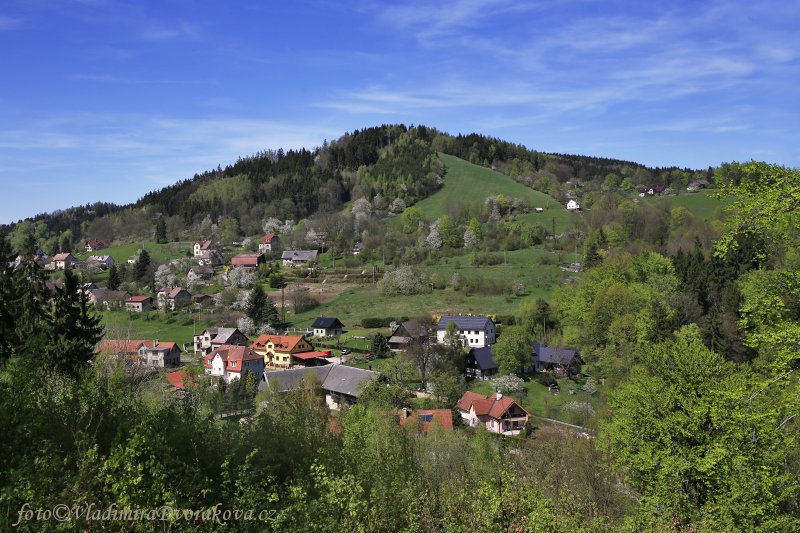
[205,353,264,384]
[436,324,495,348]
[566,199,581,211]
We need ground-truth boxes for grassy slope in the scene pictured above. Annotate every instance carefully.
[643,190,729,222]
[76,241,192,263]
[415,154,574,233]
[101,310,210,347]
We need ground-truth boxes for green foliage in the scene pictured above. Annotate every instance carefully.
[107,263,121,290]
[246,284,278,327]
[133,249,150,280]
[493,325,532,374]
[370,333,390,358]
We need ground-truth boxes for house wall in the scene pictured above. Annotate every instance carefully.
[437,325,495,348]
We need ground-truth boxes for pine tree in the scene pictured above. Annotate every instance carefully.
[43,269,103,376]
[107,264,121,291]
[155,217,167,244]
[370,333,390,359]
[0,234,19,361]
[134,249,150,280]
[13,253,47,357]
[246,285,278,327]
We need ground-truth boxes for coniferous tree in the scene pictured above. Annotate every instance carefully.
[13,253,47,357]
[134,249,150,280]
[246,284,278,327]
[107,264,121,291]
[43,269,103,376]
[370,333,390,359]
[0,234,19,361]
[155,217,167,244]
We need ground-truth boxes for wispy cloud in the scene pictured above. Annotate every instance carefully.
[0,15,21,30]
[139,20,201,41]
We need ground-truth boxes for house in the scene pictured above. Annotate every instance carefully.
[196,249,224,267]
[85,239,109,252]
[281,250,318,268]
[125,296,153,312]
[465,346,498,380]
[436,315,496,348]
[250,334,316,369]
[687,179,711,192]
[566,199,581,211]
[138,341,181,368]
[87,255,115,268]
[52,252,77,270]
[193,240,217,257]
[86,289,128,310]
[230,253,265,270]
[532,341,583,377]
[165,371,193,397]
[193,327,249,355]
[312,317,344,337]
[187,266,214,282]
[398,408,453,432]
[456,391,529,436]
[13,249,50,269]
[96,339,148,357]
[258,364,380,410]
[352,241,364,255]
[203,345,265,384]
[157,287,192,311]
[388,320,430,351]
[258,233,281,254]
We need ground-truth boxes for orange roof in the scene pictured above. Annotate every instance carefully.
[97,339,177,354]
[127,295,151,303]
[165,371,191,390]
[251,334,307,352]
[456,391,528,420]
[291,351,329,360]
[400,409,453,432]
[260,233,277,243]
[204,345,262,372]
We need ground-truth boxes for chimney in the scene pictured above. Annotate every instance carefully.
[496,391,502,401]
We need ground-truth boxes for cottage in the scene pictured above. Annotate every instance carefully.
[85,239,109,252]
[465,346,498,379]
[157,287,192,311]
[193,240,217,257]
[398,408,453,432]
[187,266,214,282]
[86,289,128,309]
[87,255,115,268]
[125,296,153,313]
[250,334,316,369]
[436,315,496,348]
[138,341,182,368]
[193,327,249,355]
[230,253,265,270]
[281,250,318,268]
[258,233,281,254]
[258,364,380,410]
[456,391,529,436]
[52,252,77,270]
[204,345,264,384]
[532,341,583,377]
[566,199,581,211]
[312,317,344,337]
[196,249,224,266]
[352,242,364,255]
[388,320,430,351]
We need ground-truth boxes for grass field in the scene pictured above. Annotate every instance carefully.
[101,310,208,347]
[644,190,730,222]
[289,247,573,327]
[414,154,573,231]
[77,241,193,263]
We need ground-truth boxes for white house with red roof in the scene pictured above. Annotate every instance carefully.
[157,286,192,311]
[258,233,281,254]
[85,239,109,252]
[193,327,249,354]
[52,252,77,270]
[193,240,217,257]
[204,345,264,383]
[456,391,529,436]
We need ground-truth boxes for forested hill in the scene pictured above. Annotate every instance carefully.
[2,124,709,252]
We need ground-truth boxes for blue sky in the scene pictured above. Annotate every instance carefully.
[1,0,798,224]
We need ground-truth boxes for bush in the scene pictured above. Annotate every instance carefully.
[361,317,392,328]
[537,373,557,387]
[495,314,515,326]
[471,252,504,266]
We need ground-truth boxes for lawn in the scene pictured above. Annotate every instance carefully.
[101,310,209,347]
[644,190,730,222]
[415,154,572,229]
[76,240,193,264]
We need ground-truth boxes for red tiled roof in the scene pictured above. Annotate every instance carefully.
[456,391,528,420]
[97,339,147,353]
[251,334,307,352]
[165,371,189,390]
[291,351,329,360]
[127,296,151,303]
[204,345,262,372]
[260,233,277,243]
[231,254,263,266]
[195,240,214,250]
[399,409,453,432]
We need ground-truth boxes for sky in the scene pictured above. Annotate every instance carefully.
[0,0,798,224]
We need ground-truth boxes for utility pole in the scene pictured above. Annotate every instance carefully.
[281,284,286,324]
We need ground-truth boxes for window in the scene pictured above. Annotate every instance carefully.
[419,414,433,423]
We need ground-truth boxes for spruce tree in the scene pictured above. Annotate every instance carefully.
[134,249,150,280]
[0,234,19,361]
[370,333,390,358]
[107,264,121,291]
[246,284,278,327]
[155,217,167,244]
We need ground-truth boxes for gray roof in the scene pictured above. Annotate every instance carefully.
[532,341,579,365]
[469,347,498,370]
[312,316,344,329]
[281,250,318,262]
[208,327,244,343]
[259,364,380,398]
[437,315,495,331]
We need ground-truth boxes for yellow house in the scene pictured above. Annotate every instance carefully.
[250,334,315,369]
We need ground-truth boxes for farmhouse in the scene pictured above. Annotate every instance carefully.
[259,364,380,410]
[204,345,264,384]
[230,253,265,270]
[87,255,115,268]
[193,240,217,257]
[532,341,583,377]
[250,334,317,369]
[52,253,77,270]
[258,233,281,254]
[84,239,109,252]
[312,317,344,337]
[187,266,214,282]
[566,199,581,211]
[124,296,153,313]
[157,287,192,311]
[464,346,498,380]
[281,250,318,268]
[138,341,182,368]
[388,320,430,351]
[436,315,496,348]
[194,327,249,355]
[86,289,128,309]
[456,391,529,436]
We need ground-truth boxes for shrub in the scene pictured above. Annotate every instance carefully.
[537,373,557,387]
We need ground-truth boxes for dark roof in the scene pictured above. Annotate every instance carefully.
[437,315,494,331]
[312,316,344,329]
[532,341,579,365]
[281,250,318,262]
[259,364,380,398]
[469,347,498,370]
